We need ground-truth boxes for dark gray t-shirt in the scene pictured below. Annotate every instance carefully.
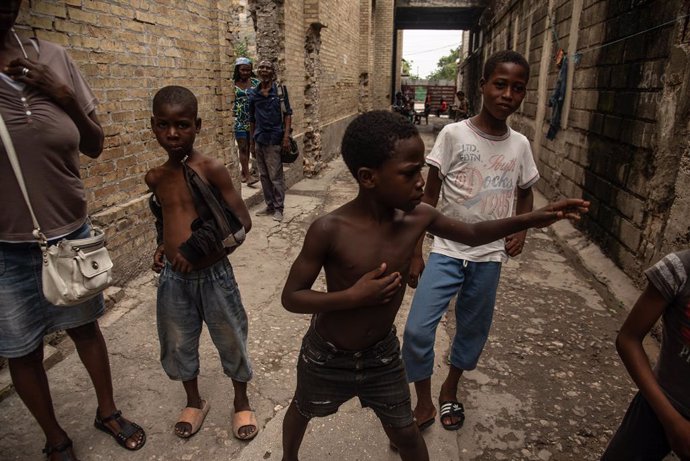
[646,249,690,417]
[0,39,97,241]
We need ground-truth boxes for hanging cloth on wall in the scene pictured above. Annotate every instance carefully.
[546,55,568,140]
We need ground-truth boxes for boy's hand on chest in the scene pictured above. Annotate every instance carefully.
[348,262,403,307]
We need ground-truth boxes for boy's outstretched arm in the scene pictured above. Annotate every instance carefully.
[617,284,690,459]
[282,218,402,314]
[426,198,589,247]
[408,165,442,288]
[505,186,533,257]
[206,159,252,233]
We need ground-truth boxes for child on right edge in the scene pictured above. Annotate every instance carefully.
[280,110,589,461]
[601,250,690,461]
[145,86,258,442]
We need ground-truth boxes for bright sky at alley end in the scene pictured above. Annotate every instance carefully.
[402,29,463,79]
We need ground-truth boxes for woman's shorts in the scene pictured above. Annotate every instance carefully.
[0,222,105,358]
[235,130,249,140]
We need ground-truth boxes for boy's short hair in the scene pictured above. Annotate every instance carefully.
[341,110,418,178]
[152,85,198,117]
[483,50,530,81]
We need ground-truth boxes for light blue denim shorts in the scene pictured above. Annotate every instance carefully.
[402,252,502,382]
[0,222,105,358]
[156,257,252,382]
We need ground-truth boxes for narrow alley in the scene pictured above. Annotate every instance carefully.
[0,122,664,461]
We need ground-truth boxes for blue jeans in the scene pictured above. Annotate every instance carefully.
[0,222,105,358]
[157,257,252,382]
[255,142,285,212]
[402,252,502,383]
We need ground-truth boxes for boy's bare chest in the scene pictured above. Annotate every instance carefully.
[331,225,420,276]
[154,169,195,210]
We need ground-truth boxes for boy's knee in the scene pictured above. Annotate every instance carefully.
[387,423,423,449]
[402,323,430,347]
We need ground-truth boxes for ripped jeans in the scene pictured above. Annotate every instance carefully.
[292,326,414,428]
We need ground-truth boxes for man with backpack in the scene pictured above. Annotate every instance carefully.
[249,59,292,222]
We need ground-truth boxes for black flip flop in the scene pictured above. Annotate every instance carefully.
[417,415,435,432]
[439,400,465,431]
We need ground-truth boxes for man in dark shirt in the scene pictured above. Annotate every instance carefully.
[249,60,292,222]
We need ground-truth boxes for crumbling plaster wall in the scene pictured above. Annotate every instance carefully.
[250,0,389,177]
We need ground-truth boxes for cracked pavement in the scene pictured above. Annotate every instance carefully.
[0,122,678,460]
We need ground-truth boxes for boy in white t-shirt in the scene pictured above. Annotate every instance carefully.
[402,50,539,431]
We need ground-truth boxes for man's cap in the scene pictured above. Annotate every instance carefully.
[235,57,252,66]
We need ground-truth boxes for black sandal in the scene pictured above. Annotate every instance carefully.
[42,438,78,461]
[439,400,465,431]
[94,409,146,451]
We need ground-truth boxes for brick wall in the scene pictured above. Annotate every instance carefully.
[15,0,396,285]
[466,0,690,284]
[372,0,396,108]
[16,0,241,283]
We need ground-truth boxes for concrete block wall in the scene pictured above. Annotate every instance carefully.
[468,0,689,284]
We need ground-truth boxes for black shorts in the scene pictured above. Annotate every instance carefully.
[293,327,414,428]
[601,392,684,460]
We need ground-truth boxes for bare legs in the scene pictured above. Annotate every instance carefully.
[231,379,255,439]
[281,400,429,461]
[413,364,465,428]
[68,322,145,449]
[8,345,68,450]
[282,401,309,461]
[237,138,255,183]
[8,320,143,458]
[383,423,429,461]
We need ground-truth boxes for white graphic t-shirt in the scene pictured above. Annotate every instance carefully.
[427,119,539,262]
[645,250,690,417]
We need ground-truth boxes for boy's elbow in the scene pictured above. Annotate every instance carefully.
[243,216,252,233]
[615,330,636,359]
[281,290,297,312]
[81,141,104,158]
[614,333,624,356]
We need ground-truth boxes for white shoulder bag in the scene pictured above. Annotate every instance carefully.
[0,113,113,306]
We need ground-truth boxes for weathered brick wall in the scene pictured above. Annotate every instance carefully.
[467,0,689,284]
[372,0,395,108]
[16,0,395,286]
[315,1,360,124]
[16,0,241,283]
[358,0,375,113]
[252,0,392,174]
